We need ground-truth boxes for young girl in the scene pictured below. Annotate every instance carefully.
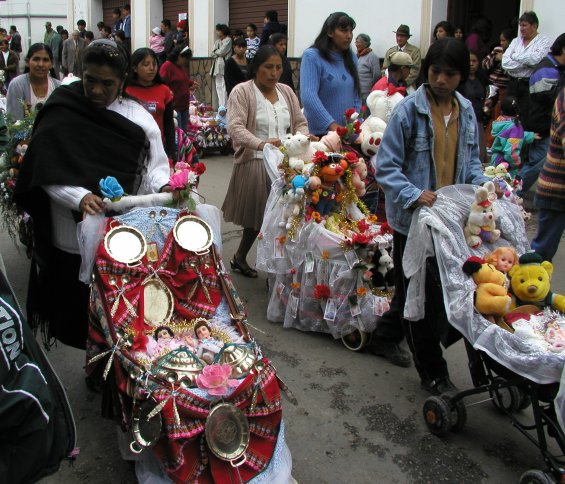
[490,96,538,176]
[370,39,489,395]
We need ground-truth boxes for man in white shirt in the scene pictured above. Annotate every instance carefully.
[502,11,551,126]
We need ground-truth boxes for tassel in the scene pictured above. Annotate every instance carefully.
[172,394,181,426]
[87,348,112,365]
[147,395,170,420]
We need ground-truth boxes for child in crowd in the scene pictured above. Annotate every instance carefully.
[150,27,165,60]
[215,105,227,129]
[245,23,260,62]
[490,96,539,177]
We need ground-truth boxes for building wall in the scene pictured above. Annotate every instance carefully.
[527,0,565,44]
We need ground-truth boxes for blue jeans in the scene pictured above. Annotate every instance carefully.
[518,136,550,195]
[531,208,565,262]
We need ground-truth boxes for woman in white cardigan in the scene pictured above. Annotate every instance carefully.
[223,45,312,277]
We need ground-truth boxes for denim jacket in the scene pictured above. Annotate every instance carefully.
[376,84,488,235]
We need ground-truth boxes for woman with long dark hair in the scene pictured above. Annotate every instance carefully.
[14,40,170,349]
[127,47,175,159]
[223,45,312,277]
[369,39,490,394]
[300,12,361,136]
[6,43,61,120]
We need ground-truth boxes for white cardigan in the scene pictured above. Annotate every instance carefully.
[44,97,170,253]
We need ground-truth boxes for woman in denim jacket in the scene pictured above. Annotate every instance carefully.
[368,39,490,395]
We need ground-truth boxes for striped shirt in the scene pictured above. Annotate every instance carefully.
[502,34,551,79]
[535,89,565,210]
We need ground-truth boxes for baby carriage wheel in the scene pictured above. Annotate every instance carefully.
[519,469,555,484]
[341,328,368,351]
[448,397,467,432]
[423,396,453,436]
[489,378,522,413]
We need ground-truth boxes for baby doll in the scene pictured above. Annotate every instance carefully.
[215,106,227,130]
[146,326,196,358]
[484,246,518,289]
[194,319,224,364]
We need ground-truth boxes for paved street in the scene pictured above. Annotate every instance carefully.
[2,154,565,483]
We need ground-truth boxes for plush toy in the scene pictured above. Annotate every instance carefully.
[365,89,403,124]
[462,256,512,318]
[279,190,301,230]
[373,248,395,291]
[311,155,348,217]
[351,158,368,197]
[464,181,500,249]
[484,165,496,178]
[357,91,390,157]
[360,131,384,158]
[508,252,565,312]
[311,131,342,153]
[283,132,314,173]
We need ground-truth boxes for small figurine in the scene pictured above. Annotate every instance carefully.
[194,319,224,364]
[215,106,227,129]
[145,326,196,358]
[484,246,518,289]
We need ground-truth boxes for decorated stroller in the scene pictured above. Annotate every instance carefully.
[405,185,565,483]
[186,102,232,158]
[80,192,293,483]
[256,144,393,351]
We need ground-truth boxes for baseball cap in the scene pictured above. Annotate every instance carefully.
[389,51,413,66]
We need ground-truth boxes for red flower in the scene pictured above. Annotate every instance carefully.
[380,222,392,234]
[290,268,297,275]
[314,284,331,300]
[353,121,362,133]
[357,219,370,232]
[192,162,206,175]
[336,126,349,137]
[131,334,149,352]
[345,152,359,164]
[344,108,356,120]
[352,233,372,245]
[312,151,329,164]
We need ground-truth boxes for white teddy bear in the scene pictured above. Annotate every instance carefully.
[464,181,501,249]
[283,132,314,173]
[365,89,404,123]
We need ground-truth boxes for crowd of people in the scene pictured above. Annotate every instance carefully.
[1,5,565,479]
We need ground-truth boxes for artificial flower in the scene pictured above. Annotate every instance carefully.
[175,162,189,171]
[345,152,359,164]
[353,121,362,133]
[344,108,356,120]
[314,284,331,300]
[352,233,372,245]
[196,364,239,396]
[131,333,149,352]
[350,112,360,121]
[187,171,198,185]
[357,287,367,297]
[357,219,370,233]
[169,169,189,190]
[362,270,373,281]
[290,268,297,275]
[99,176,125,201]
[336,126,348,137]
[290,282,301,290]
[322,250,330,260]
[278,235,287,245]
[311,211,321,223]
[192,162,206,175]
[312,151,329,164]
[367,215,378,224]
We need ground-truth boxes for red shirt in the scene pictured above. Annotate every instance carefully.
[159,61,193,112]
[126,84,174,140]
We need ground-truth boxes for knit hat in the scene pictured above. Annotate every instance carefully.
[393,24,411,37]
[518,251,544,265]
[389,51,413,66]
[177,20,187,31]
[152,27,161,35]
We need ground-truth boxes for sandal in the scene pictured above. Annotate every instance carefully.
[230,257,258,278]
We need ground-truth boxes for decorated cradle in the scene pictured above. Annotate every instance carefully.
[256,145,393,349]
[84,200,292,483]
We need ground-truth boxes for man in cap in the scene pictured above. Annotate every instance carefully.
[382,24,421,89]
[371,51,413,94]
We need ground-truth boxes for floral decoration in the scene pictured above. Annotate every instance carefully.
[314,284,331,300]
[168,162,206,211]
[196,363,239,396]
[99,176,125,201]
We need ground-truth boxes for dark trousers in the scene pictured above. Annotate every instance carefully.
[374,230,449,381]
[507,77,531,129]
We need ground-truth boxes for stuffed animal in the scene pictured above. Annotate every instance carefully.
[484,165,496,178]
[365,89,403,124]
[351,158,368,197]
[311,155,348,217]
[508,252,565,312]
[360,131,384,158]
[357,91,390,157]
[279,190,301,230]
[283,132,314,173]
[373,248,395,291]
[462,256,512,318]
[464,181,500,249]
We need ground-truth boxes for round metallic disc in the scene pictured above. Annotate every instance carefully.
[205,403,250,461]
[104,225,147,264]
[132,399,162,448]
[173,215,213,253]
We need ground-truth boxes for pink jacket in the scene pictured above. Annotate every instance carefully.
[150,34,165,54]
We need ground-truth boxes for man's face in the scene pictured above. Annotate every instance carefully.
[72,32,79,41]
[78,25,85,32]
[45,24,52,33]
[0,42,8,52]
[519,21,537,41]
[160,23,168,33]
[396,33,409,47]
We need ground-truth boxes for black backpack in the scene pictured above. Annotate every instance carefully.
[0,268,76,483]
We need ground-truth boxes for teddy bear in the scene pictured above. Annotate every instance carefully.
[283,132,314,173]
[508,252,565,312]
[279,189,301,230]
[464,181,500,249]
[351,158,368,197]
[365,89,403,124]
[462,256,512,318]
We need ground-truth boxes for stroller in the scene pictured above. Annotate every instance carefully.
[80,193,293,483]
[404,185,565,483]
[186,102,232,158]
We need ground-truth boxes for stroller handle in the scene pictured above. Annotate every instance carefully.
[103,192,174,214]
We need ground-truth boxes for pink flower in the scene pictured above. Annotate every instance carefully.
[175,162,190,171]
[196,364,239,396]
[169,169,189,190]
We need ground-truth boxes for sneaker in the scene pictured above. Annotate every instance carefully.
[367,339,412,367]
[421,376,458,396]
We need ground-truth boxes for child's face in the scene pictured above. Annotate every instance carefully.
[497,251,515,272]
[196,325,210,340]
[455,29,463,40]
[469,54,478,74]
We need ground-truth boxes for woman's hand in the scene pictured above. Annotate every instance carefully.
[415,190,437,207]
[80,193,105,215]
[308,134,320,142]
[328,122,340,132]
[258,138,282,150]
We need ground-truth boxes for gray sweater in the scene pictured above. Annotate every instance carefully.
[358,51,381,100]
[6,74,62,120]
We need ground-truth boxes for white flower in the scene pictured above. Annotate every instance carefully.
[187,171,198,185]
[350,112,359,121]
